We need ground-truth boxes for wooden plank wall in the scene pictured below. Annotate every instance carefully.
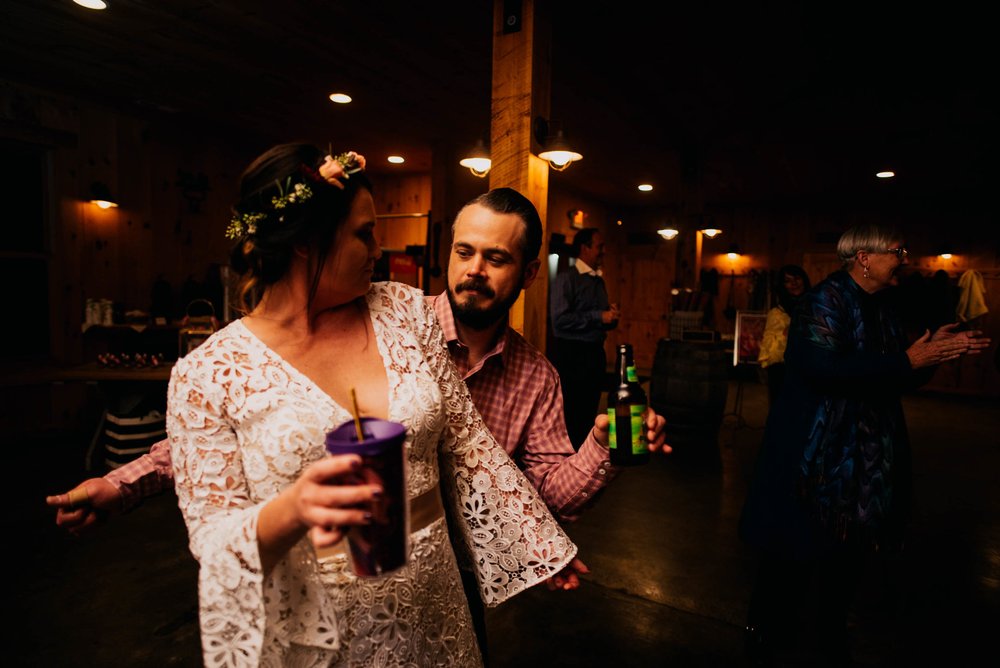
[2,77,997,443]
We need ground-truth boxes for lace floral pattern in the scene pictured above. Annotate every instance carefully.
[168,281,577,667]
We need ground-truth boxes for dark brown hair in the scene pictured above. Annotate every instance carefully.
[228,143,372,312]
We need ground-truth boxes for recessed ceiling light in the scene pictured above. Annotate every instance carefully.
[387,156,405,164]
[638,184,653,192]
[876,170,895,178]
[73,0,107,8]
[328,93,352,104]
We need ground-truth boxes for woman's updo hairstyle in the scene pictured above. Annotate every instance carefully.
[228,142,372,311]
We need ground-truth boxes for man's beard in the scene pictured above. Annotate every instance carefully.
[447,277,523,331]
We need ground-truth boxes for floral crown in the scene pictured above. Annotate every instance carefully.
[226,151,365,240]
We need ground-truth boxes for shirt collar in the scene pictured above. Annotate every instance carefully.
[430,292,511,374]
[574,258,602,277]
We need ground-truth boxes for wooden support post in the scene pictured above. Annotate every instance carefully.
[490,0,551,350]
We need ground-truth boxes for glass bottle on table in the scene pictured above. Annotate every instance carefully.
[607,343,650,466]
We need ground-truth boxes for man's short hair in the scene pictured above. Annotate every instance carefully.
[457,188,543,264]
[571,227,600,257]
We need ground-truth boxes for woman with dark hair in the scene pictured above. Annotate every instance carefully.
[739,223,990,665]
[167,143,577,667]
[757,264,811,404]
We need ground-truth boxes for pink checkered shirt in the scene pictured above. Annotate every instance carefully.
[107,293,619,521]
[105,439,173,512]
[431,293,617,522]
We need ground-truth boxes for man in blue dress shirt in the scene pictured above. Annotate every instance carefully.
[549,227,620,448]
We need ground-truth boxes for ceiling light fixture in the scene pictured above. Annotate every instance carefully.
[726,243,742,260]
[638,184,653,192]
[700,228,722,238]
[73,0,107,9]
[534,117,582,171]
[328,93,352,104]
[459,139,491,177]
[657,228,679,240]
[538,130,582,171]
[876,170,895,178]
[387,155,405,164]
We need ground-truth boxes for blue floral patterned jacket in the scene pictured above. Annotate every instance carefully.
[787,270,929,545]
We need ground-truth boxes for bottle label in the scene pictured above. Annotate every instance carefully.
[607,404,649,455]
[626,365,639,383]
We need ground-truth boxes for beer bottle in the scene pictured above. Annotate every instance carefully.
[607,343,650,465]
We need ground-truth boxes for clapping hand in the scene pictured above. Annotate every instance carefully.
[907,324,992,369]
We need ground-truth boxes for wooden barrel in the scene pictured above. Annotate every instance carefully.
[649,339,730,464]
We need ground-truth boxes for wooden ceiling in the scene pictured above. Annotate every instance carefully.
[1,1,994,216]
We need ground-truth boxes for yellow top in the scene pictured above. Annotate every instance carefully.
[757,306,791,368]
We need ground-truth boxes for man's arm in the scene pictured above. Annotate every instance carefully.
[516,362,670,522]
[46,438,174,535]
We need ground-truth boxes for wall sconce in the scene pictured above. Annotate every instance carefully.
[459,139,491,177]
[657,228,679,240]
[534,117,582,171]
[934,240,954,259]
[567,208,588,229]
[89,181,118,209]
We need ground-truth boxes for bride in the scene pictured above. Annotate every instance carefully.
[167,143,577,667]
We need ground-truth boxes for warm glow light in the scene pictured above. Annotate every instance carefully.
[538,149,582,171]
[727,252,740,260]
[657,228,679,240]
[700,228,722,238]
[616,220,623,226]
[638,184,653,192]
[91,199,118,209]
[387,155,405,164]
[328,93,352,104]
[459,157,491,177]
[73,0,107,9]
[939,253,953,259]
[537,128,582,171]
[876,170,895,178]
[460,140,491,177]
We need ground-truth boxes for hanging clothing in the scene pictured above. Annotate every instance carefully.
[956,269,988,322]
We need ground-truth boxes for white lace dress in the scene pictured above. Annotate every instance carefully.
[167,281,577,667]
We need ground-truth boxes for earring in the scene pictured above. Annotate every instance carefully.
[863,264,870,279]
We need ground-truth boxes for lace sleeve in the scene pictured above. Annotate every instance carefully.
[167,343,338,667]
[167,350,270,665]
[398,284,578,606]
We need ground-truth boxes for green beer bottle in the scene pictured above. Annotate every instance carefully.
[607,343,650,465]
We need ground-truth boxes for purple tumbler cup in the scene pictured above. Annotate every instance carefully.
[325,417,408,576]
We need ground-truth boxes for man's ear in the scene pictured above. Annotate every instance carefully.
[521,258,541,290]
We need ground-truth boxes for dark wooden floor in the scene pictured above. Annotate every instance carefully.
[9,379,1000,666]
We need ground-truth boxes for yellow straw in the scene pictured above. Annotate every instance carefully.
[350,387,365,441]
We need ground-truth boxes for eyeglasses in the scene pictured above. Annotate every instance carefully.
[885,247,908,259]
